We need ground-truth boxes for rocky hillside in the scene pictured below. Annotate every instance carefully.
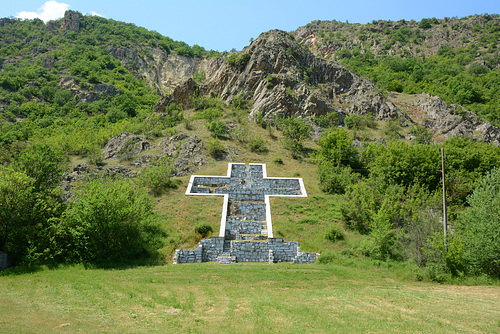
[0,11,499,150]
[295,15,500,61]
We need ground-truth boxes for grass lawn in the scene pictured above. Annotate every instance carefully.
[1,262,499,333]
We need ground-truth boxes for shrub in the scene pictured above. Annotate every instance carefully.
[411,126,433,144]
[61,178,165,265]
[279,117,312,154]
[227,53,251,71]
[318,251,336,264]
[455,167,500,277]
[137,157,178,196]
[207,138,226,158]
[230,95,251,110]
[207,120,229,138]
[272,157,284,165]
[325,226,345,242]
[312,113,338,128]
[248,137,268,153]
[194,223,213,238]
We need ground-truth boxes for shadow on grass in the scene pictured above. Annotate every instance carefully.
[0,255,167,275]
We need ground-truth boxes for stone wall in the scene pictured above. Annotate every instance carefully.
[173,237,316,264]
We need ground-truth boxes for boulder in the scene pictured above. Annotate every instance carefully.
[103,133,151,159]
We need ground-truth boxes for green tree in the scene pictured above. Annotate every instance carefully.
[279,118,312,155]
[315,129,361,194]
[455,168,500,277]
[11,144,64,192]
[0,166,64,265]
[62,178,165,265]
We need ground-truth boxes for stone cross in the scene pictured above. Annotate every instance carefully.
[185,163,307,240]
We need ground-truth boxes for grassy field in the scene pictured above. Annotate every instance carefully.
[1,263,499,333]
[3,104,499,333]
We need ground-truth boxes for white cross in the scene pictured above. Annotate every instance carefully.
[186,163,307,239]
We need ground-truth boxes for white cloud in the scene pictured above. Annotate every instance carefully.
[90,11,103,17]
[16,1,70,22]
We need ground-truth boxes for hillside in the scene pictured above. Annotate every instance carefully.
[294,15,500,124]
[0,11,499,280]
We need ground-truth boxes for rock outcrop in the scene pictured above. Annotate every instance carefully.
[57,77,120,103]
[103,132,151,159]
[107,47,201,95]
[413,93,500,145]
[157,133,206,176]
[155,30,402,125]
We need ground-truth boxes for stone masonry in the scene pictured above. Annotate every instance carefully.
[173,163,316,264]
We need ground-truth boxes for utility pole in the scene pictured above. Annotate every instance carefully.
[440,148,448,251]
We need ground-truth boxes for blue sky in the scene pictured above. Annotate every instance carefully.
[2,1,499,51]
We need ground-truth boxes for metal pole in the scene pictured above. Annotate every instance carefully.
[441,148,448,252]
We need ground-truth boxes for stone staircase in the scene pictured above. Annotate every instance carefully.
[217,241,235,264]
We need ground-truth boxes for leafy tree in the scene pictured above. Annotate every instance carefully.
[62,178,165,265]
[11,144,64,192]
[455,168,500,277]
[0,166,65,265]
[358,208,396,260]
[279,117,312,155]
[315,129,361,194]
[137,156,178,196]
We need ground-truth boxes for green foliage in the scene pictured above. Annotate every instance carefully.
[207,138,226,158]
[0,164,64,265]
[272,157,284,165]
[358,209,395,260]
[194,223,213,238]
[312,113,339,128]
[61,178,165,265]
[315,129,361,194]
[193,95,224,113]
[278,117,312,154]
[248,136,268,153]
[255,110,268,128]
[418,18,437,29]
[137,157,178,196]
[344,115,376,130]
[193,69,206,83]
[411,126,433,144]
[227,53,251,71]
[11,144,64,192]
[455,168,500,277]
[206,120,229,138]
[230,95,251,111]
[325,226,345,242]
[340,40,500,124]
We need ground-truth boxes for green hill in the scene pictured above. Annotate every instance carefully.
[0,11,499,282]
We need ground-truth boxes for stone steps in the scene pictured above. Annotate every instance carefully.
[217,252,236,264]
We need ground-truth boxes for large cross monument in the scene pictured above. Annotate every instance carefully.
[174,163,316,264]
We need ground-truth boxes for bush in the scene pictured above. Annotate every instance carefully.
[411,126,433,144]
[227,53,251,71]
[137,157,178,196]
[455,168,500,277]
[207,138,226,158]
[325,226,345,242]
[194,223,213,238]
[62,178,165,265]
[318,251,336,264]
[272,157,284,165]
[207,120,229,138]
[248,137,268,153]
[230,95,251,110]
[279,117,312,154]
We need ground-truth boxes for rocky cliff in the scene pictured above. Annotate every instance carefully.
[155,30,401,125]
